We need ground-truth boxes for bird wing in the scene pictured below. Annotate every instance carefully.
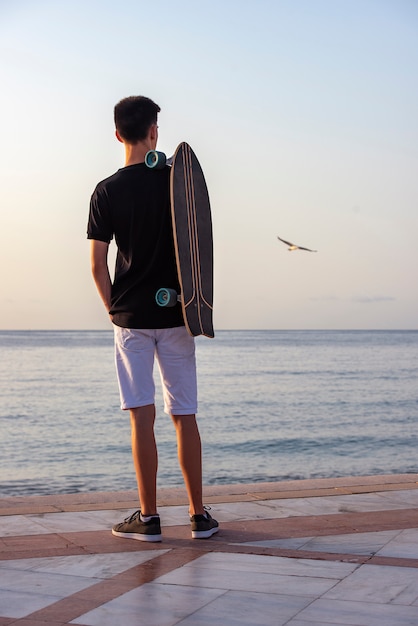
[277,236,294,247]
[277,236,317,252]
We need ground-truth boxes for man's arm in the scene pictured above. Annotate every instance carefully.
[90,239,112,312]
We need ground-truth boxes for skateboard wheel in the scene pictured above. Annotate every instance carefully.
[145,150,167,169]
[155,287,178,307]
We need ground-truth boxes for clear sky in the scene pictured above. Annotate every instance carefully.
[1,0,417,330]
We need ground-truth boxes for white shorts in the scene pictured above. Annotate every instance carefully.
[113,325,197,414]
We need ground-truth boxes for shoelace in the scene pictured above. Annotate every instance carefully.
[191,506,212,520]
[124,510,141,523]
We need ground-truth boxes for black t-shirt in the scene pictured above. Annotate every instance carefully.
[87,163,184,329]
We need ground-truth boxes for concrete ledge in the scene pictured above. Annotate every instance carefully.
[1,473,417,516]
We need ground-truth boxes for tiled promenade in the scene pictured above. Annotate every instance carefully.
[1,474,418,625]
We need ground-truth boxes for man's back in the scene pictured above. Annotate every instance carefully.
[88,163,183,329]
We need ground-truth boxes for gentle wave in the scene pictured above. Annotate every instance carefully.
[0,330,417,496]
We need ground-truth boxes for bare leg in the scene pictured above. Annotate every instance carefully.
[130,404,158,516]
[171,414,204,516]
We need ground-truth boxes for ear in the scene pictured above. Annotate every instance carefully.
[149,122,158,144]
[115,130,124,143]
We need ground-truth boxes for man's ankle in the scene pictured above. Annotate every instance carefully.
[189,508,205,517]
[140,512,159,522]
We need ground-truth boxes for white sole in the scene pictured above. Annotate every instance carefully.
[112,529,162,542]
[191,526,219,539]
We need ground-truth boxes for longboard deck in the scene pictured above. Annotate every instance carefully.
[170,143,214,338]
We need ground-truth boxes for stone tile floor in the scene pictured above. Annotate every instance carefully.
[0,474,418,625]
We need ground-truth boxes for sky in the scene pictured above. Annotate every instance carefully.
[0,0,417,330]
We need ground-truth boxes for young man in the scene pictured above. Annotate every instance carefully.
[87,96,218,542]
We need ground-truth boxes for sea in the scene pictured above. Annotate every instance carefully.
[0,330,417,498]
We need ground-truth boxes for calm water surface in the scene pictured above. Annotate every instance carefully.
[0,330,417,496]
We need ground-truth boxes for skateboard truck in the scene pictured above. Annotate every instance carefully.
[155,287,180,307]
[145,150,174,170]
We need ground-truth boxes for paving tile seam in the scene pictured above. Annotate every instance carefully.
[186,542,418,570]
[9,621,67,625]
[1,476,418,624]
[13,547,205,625]
[2,488,418,517]
[1,475,417,516]
[214,512,418,541]
[2,549,418,626]
[2,507,418,558]
[3,503,418,538]
[2,530,418,571]
[0,617,41,626]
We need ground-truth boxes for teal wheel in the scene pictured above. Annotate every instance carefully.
[145,150,167,169]
[155,287,178,307]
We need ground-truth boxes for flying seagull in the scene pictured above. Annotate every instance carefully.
[277,236,317,252]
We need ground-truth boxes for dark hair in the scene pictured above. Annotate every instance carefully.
[114,96,161,143]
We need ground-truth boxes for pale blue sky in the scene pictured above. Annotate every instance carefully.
[1,0,417,329]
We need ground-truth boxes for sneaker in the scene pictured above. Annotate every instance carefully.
[190,507,219,539]
[112,510,162,542]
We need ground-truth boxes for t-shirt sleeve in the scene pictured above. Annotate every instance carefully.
[87,184,113,243]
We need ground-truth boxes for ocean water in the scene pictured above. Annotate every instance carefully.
[0,330,417,497]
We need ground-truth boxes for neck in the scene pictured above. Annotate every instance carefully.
[123,137,155,167]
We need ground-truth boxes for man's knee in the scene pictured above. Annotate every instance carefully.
[130,404,156,425]
[171,413,196,426]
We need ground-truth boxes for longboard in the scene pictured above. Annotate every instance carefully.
[146,142,214,338]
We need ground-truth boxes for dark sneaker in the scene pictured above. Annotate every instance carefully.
[112,510,162,542]
[190,507,219,539]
